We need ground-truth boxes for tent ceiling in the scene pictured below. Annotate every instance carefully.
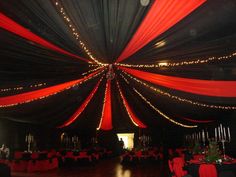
[0,0,236,131]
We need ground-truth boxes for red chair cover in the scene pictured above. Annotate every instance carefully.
[199,164,217,177]
[172,157,188,177]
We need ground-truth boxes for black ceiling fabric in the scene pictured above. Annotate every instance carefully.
[0,0,236,131]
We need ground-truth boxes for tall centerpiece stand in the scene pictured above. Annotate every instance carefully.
[25,133,34,152]
[215,124,231,160]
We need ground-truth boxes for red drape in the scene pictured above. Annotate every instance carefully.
[119,67,236,97]
[0,71,100,107]
[116,0,206,62]
[180,117,214,123]
[0,13,88,62]
[118,82,147,128]
[97,80,113,130]
[58,78,102,128]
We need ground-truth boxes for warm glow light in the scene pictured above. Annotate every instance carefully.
[117,133,134,150]
[155,40,166,48]
[158,62,168,66]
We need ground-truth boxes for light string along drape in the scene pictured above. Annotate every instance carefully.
[119,73,197,128]
[116,81,147,128]
[116,0,206,63]
[0,12,89,63]
[58,77,103,128]
[119,72,236,110]
[0,70,103,108]
[115,51,236,68]
[52,0,107,66]
[97,80,112,130]
[119,66,236,97]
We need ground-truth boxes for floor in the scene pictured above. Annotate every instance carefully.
[12,158,169,177]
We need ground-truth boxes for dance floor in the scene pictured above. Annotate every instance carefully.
[12,158,168,177]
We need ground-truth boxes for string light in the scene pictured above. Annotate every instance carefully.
[0,70,105,108]
[120,72,236,110]
[97,80,109,130]
[0,83,47,93]
[116,81,140,127]
[133,88,197,128]
[115,51,236,68]
[54,0,108,66]
[58,76,104,128]
[82,66,106,76]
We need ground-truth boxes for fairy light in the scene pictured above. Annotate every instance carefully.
[0,70,105,108]
[116,81,139,127]
[120,72,236,110]
[0,83,47,93]
[115,51,236,68]
[82,66,106,76]
[133,88,197,128]
[97,80,109,130]
[54,0,108,66]
[58,76,104,128]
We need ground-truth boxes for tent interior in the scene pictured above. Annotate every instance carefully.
[0,0,236,175]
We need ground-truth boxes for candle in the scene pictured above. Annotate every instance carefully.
[206,131,209,140]
[218,127,221,141]
[227,127,231,142]
[220,124,223,137]
[223,127,226,140]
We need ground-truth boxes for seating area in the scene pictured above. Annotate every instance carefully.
[121,147,164,163]
[168,148,236,177]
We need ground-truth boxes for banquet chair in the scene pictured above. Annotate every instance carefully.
[172,157,188,177]
[199,164,217,177]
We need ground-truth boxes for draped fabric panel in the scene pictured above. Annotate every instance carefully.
[118,82,147,128]
[57,78,102,128]
[116,0,206,62]
[0,12,88,62]
[119,67,236,97]
[0,71,100,107]
[97,80,112,130]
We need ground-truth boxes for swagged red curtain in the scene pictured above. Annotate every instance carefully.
[0,12,88,62]
[119,67,236,97]
[116,0,206,63]
[58,78,102,128]
[0,71,100,107]
[118,82,147,128]
[97,80,112,130]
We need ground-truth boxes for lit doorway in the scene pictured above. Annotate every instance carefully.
[117,133,134,150]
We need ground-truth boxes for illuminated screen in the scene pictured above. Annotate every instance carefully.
[117,133,134,150]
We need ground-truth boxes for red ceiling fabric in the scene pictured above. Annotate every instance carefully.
[0,70,100,107]
[116,0,206,63]
[117,82,147,128]
[0,12,88,62]
[58,78,102,128]
[119,67,236,97]
[180,117,214,123]
[97,80,113,130]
